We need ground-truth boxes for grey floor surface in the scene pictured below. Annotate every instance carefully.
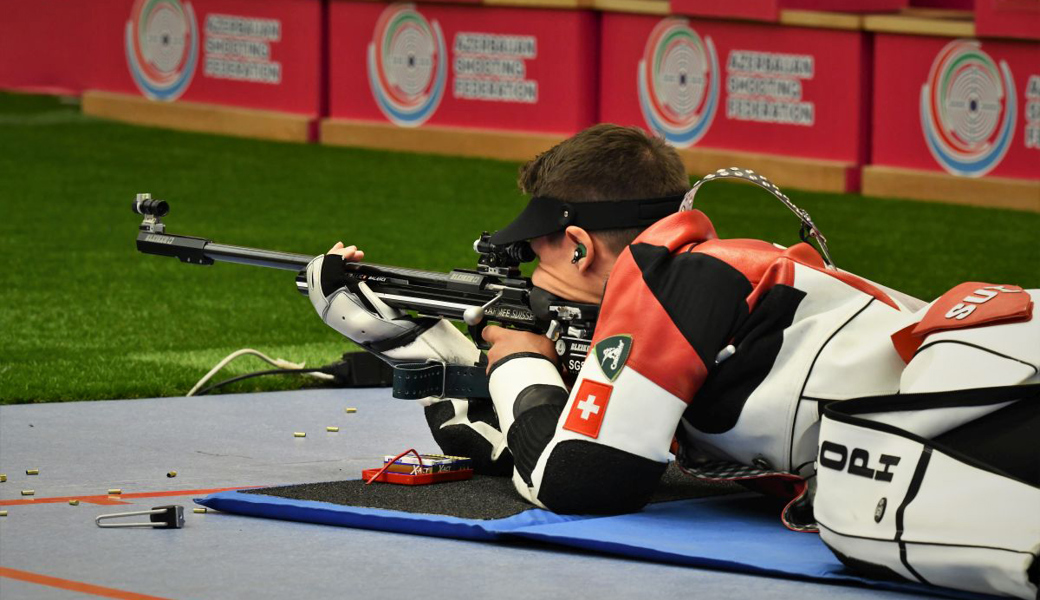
[0,388,944,599]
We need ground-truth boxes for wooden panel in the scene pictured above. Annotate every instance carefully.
[862,166,1040,213]
[482,0,593,8]
[779,10,863,31]
[592,0,670,15]
[81,91,313,143]
[898,7,973,20]
[679,147,856,193]
[863,13,974,37]
[321,119,567,162]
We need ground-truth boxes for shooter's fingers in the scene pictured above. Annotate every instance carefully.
[481,325,505,344]
[339,246,364,262]
[328,244,365,262]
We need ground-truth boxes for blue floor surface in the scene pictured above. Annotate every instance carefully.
[0,388,952,599]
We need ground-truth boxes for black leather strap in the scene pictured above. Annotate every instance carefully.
[392,362,491,400]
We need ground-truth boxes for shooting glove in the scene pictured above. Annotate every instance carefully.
[307,254,480,365]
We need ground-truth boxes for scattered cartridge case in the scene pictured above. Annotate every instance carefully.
[326,426,340,432]
[0,510,7,517]
[193,508,207,514]
[0,474,6,482]
[21,490,34,496]
[108,488,122,495]
[167,471,177,478]
[294,432,306,438]
[26,469,39,475]
[345,408,357,413]
[69,500,80,506]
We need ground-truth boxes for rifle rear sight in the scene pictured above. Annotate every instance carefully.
[473,232,535,277]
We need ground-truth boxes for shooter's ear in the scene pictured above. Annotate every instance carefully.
[564,226,595,274]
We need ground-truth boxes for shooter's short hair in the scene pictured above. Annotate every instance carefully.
[517,124,689,253]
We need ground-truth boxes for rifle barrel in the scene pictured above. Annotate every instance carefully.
[203,242,312,270]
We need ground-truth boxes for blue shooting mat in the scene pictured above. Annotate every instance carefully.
[197,487,999,600]
[197,487,582,541]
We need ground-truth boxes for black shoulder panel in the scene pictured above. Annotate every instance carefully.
[536,440,668,514]
[684,284,804,433]
[629,245,752,368]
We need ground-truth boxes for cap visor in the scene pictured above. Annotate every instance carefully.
[488,198,564,245]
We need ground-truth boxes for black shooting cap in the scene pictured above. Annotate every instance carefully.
[489,194,686,245]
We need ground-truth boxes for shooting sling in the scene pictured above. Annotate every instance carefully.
[392,362,491,400]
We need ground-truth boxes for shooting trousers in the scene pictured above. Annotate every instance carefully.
[815,384,1040,600]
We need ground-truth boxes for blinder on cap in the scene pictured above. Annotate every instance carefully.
[488,194,685,245]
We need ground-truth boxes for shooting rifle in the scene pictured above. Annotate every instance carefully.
[131,194,597,398]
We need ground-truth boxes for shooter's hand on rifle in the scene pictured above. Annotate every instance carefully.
[482,325,558,375]
[326,241,365,262]
[306,244,481,367]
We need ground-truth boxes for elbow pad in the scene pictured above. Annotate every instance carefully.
[488,354,567,435]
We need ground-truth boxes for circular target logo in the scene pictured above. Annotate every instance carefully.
[125,0,199,102]
[637,19,720,148]
[921,40,1017,177]
[367,4,447,128]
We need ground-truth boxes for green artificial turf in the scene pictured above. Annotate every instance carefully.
[1,91,1037,403]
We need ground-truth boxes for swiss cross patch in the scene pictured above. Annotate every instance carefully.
[563,379,613,439]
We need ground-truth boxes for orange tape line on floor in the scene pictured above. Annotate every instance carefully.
[0,566,174,600]
[0,486,254,506]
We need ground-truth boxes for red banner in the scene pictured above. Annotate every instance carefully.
[976,0,1040,41]
[328,2,598,134]
[669,0,906,23]
[1,0,323,115]
[599,13,870,163]
[872,33,1040,179]
[0,1,98,94]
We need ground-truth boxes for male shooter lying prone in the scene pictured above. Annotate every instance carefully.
[304,124,1039,600]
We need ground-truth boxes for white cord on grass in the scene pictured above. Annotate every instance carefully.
[186,348,334,397]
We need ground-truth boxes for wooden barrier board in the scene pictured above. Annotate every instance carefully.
[82,90,313,142]
[321,119,565,162]
[863,166,1040,212]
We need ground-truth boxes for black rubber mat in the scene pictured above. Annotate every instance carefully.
[243,463,744,520]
